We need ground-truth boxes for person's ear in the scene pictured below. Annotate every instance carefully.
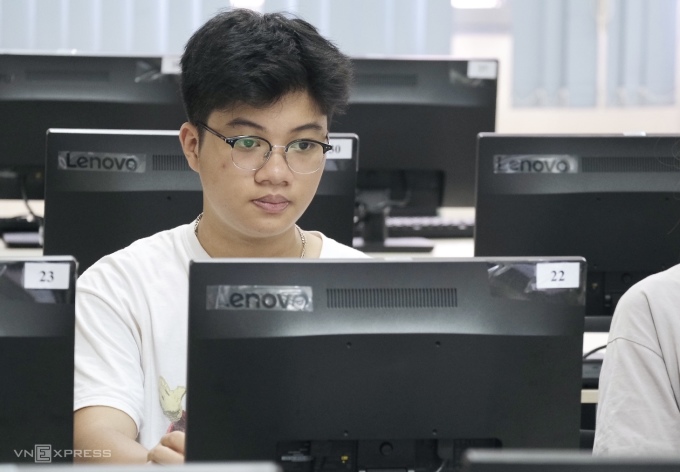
[179,122,201,172]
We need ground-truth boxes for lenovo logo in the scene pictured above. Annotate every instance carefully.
[494,154,579,174]
[207,285,313,312]
[58,151,146,173]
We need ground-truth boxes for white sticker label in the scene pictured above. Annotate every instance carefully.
[536,263,581,290]
[326,138,354,159]
[23,263,72,290]
[467,60,498,80]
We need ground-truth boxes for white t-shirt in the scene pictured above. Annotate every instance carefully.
[74,223,369,450]
[593,263,680,456]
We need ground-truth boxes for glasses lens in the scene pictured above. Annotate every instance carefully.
[231,137,270,170]
[285,140,325,173]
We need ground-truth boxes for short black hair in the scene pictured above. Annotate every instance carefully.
[180,8,353,128]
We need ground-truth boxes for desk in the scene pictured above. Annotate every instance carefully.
[1,201,603,406]
[365,237,474,259]
[0,199,43,219]
[582,389,599,404]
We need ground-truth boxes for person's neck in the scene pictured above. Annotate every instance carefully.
[195,217,302,258]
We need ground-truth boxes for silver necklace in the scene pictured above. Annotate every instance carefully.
[295,224,306,259]
[193,212,203,236]
[194,212,306,258]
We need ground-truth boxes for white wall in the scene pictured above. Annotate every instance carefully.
[452,5,680,134]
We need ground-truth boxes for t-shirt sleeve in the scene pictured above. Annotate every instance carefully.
[593,284,680,455]
[74,267,145,435]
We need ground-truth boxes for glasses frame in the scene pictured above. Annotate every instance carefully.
[197,122,332,174]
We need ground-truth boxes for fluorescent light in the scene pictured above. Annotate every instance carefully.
[451,0,504,9]
[230,0,265,11]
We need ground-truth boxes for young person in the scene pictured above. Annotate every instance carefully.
[73,8,366,464]
[593,264,680,455]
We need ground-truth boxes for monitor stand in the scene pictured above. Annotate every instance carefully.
[352,206,433,253]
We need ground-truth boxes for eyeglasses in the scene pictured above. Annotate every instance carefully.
[198,122,332,174]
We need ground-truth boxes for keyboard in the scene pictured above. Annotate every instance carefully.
[386,215,475,239]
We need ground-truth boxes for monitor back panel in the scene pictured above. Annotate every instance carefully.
[340,58,498,209]
[0,256,76,463]
[43,130,358,275]
[474,133,680,320]
[185,257,586,469]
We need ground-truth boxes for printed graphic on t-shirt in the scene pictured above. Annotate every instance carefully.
[159,376,187,433]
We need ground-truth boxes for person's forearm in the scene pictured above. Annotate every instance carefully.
[74,425,148,463]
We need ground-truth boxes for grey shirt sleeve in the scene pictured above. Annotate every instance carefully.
[593,269,680,455]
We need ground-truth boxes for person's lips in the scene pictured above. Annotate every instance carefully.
[252,195,290,213]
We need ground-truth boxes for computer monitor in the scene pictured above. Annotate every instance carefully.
[0,52,186,200]
[0,464,281,472]
[185,257,586,471]
[333,57,497,221]
[474,133,680,331]
[43,129,358,275]
[461,449,680,472]
[0,256,77,463]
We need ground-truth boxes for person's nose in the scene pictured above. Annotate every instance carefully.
[255,146,292,183]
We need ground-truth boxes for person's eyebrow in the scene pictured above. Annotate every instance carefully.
[226,118,266,132]
[290,122,326,134]
[226,118,326,134]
